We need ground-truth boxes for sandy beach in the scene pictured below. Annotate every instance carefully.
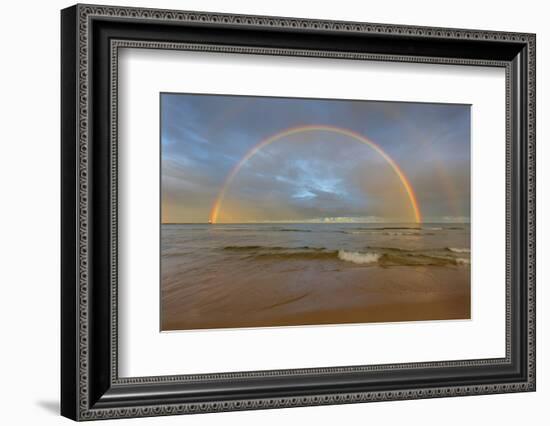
[161,223,470,330]
[162,264,470,330]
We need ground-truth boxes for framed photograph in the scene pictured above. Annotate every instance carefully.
[61,4,536,421]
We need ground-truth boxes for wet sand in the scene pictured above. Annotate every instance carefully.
[161,261,470,331]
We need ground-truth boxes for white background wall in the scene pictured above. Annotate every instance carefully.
[0,0,547,424]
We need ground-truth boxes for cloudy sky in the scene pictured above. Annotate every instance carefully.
[161,93,470,224]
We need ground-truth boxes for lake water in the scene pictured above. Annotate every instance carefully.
[161,223,470,330]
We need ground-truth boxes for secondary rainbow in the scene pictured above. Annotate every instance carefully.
[209,125,422,224]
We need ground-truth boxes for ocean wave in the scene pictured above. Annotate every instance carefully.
[249,250,337,260]
[224,245,334,260]
[349,229,434,236]
[213,227,313,233]
[383,231,422,236]
[350,226,421,231]
[447,247,470,253]
[222,245,470,267]
[347,225,466,233]
[338,250,381,264]
[224,245,322,252]
[376,253,465,267]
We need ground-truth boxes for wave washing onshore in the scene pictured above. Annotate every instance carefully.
[161,223,471,330]
[222,244,470,266]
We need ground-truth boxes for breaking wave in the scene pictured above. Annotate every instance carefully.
[447,247,470,253]
[223,245,470,267]
[338,250,381,264]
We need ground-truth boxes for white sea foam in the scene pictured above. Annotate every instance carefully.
[447,247,470,253]
[338,250,380,264]
[456,258,471,265]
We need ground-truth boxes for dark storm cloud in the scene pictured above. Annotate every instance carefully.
[161,93,470,223]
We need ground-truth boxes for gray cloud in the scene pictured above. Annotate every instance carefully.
[161,93,470,223]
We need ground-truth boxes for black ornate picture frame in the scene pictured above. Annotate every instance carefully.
[61,4,536,421]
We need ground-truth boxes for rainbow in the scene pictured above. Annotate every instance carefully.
[209,125,422,224]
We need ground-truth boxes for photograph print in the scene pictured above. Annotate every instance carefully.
[160,93,471,331]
